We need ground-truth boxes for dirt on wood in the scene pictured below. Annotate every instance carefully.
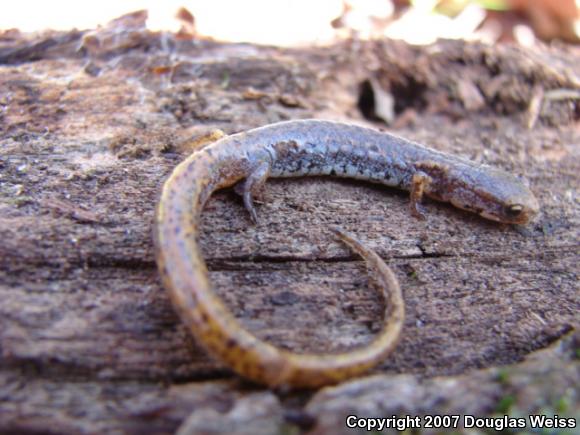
[0,11,578,435]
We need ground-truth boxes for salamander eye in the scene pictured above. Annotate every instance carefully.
[505,204,524,218]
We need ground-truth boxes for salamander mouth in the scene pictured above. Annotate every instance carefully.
[449,198,485,217]
[479,210,504,223]
[480,208,534,224]
[450,197,536,224]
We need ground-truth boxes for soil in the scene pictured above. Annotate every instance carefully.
[0,11,578,435]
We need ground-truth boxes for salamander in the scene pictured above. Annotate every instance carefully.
[154,119,539,388]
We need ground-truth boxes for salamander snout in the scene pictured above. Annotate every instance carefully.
[477,176,540,225]
[494,195,540,224]
[446,167,540,225]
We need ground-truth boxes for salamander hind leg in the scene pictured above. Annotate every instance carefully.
[237,161,271,224]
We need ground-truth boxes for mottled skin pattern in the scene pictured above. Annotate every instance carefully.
[154,120,539,388]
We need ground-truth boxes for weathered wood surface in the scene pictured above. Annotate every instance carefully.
[0,12,578,434]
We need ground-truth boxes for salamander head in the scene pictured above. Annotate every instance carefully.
[435,165,540,225]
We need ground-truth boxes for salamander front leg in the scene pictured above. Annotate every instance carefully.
[410,171,432,219]
[239,161,270,224]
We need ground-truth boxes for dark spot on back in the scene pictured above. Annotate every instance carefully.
[296,159,303,172]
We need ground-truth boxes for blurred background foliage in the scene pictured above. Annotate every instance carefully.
[1,0,578,46]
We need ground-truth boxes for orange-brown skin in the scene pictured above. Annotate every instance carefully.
[154,120,539,388]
